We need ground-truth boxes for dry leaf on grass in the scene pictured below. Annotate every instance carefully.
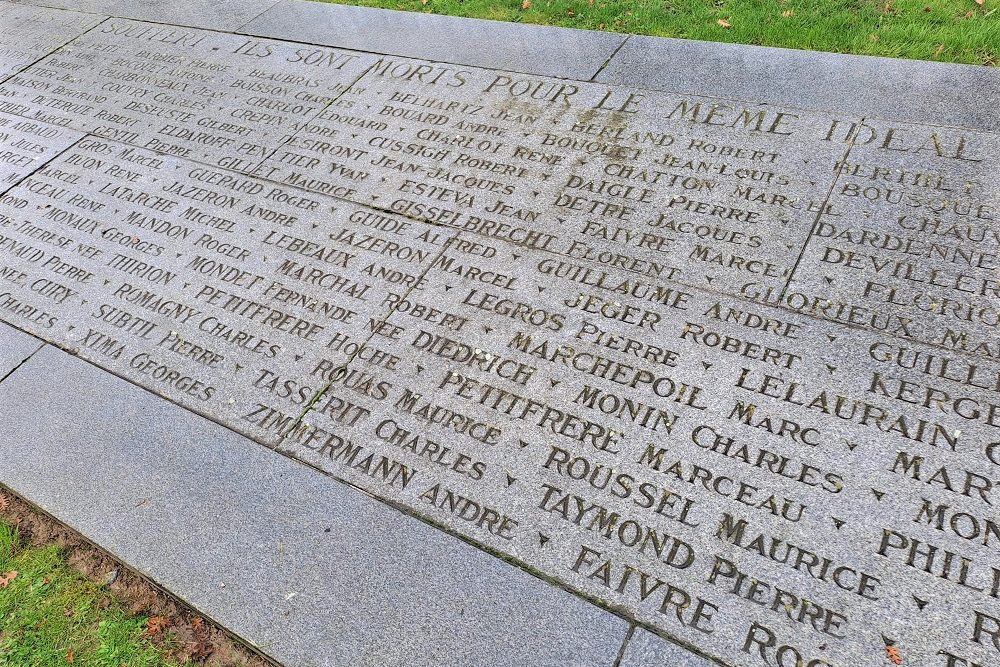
[521,0,531,8]
[781,10,794,17]
[66,649,75,664]
[975,0,984,6]
[188,638,214,662]
[717,18,731,27]
[0,571,17,588]
[145,615,170,637]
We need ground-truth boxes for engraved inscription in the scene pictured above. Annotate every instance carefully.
[0,15,996,667]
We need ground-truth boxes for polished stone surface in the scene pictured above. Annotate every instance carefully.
[0,345,630,667]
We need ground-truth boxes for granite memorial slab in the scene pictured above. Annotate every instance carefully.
[0,3,103,80]
[246,53,860,301]
[0,345,630,667]
[0,16,381,172]
[0,133,459,445]
[0,3,996,667]
[0,108,85,184]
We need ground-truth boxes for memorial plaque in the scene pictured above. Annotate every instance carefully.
[0,134,457,444]
[252,56,854,299]
[0,4,103,80]
[0,109,84,184]
[0,7,997,667]
[0,19,378,172]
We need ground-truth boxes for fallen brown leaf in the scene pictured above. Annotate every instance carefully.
[717,18,731,27]
[886,645,903,665]
[0,571,17,589]
[566,8,575,15]
[146,616,170,637]
[66,649,75,664]
[781,10,794,17]
[521,0,531,8]
[0,494,9,511]
[975,0,984,5]
[188,638,213,662]
[190,617,205,631]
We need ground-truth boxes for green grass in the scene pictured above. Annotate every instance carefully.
[316,0,999,65]
[0,521,190,667]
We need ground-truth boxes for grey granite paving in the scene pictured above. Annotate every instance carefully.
[0,18,379,169]
[619,630,718,667]
[6,0,281,31]
[595,36,1000,131]
[0,2,104,79]
[0,134,457,447]
[0,4,997,667]
[0,109,84,187]
[0,344,630,667]
[0,321,41,379]
[104,0,282,31]
[240,0,626,79]
[6,0,110,14]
